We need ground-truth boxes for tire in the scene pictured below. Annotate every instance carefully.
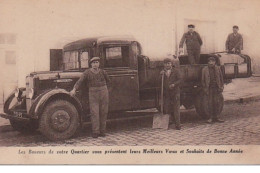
[182,99,194,110]
[194,92,206,118]
[195,91,224,119]
[39,100,80,141]
[10,119,38,133]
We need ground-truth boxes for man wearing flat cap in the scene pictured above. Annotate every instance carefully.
[201,57,224,123]
[179,24,203,64]
[225,25,243,54]
[160,57,182,129]
[70,56,110,138]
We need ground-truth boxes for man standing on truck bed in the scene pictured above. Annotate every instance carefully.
[160,57,182,130]
[179,24,203,64]
[70,57,110,138]
[225,25,243,54]
[201,57,225,124]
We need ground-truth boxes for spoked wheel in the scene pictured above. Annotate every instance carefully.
[39,100,80,141]
[182,99,195,110]
[194,91,224,119]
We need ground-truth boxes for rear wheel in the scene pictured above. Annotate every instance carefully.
[39,100,80,141]
[194,92,206,118]
[194,91,224,119]
[10,119,38,133]
[182,99,194,110]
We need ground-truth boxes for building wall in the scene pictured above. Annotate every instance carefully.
[0,34,18,104]
[0,0,259,103]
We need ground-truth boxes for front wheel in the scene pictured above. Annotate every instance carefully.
[39,100,80,141]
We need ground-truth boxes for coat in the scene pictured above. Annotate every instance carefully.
[201,65,224,93]
[179,31,203,50]
[160,67,182,114]
[225,33,243,51]
[160,67,182,97]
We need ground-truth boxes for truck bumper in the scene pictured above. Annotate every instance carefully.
[0,112,30,122]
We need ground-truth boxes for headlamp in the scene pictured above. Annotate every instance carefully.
[28,88,34,99]
[14,88,20,98]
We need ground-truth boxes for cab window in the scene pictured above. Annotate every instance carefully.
[80,51,89,68]
[104,46,129,67]
[63,51,79,70]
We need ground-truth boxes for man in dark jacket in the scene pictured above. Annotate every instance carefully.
[160,57,182,130]
[225,25,243,54]
[179,24,203,64]
[201,57,224,123]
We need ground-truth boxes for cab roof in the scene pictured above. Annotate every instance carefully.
[63,35,137,51]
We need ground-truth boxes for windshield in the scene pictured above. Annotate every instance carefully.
[63,51,89,70]
[63,51,79,70]
[80,51,89,68]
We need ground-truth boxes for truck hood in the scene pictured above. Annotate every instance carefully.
[28,67,136,80]
[29,70,83,80]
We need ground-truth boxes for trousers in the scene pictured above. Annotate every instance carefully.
[208,86,221,119]
[163,93,181,127]
[89,85,109,134]
[187,49,200,64]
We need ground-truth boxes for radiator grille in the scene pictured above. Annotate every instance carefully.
[26,76,34,113]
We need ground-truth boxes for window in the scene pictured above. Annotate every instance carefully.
[6,34,16,44]
[106,47,122,60]
[104,46,129,67]
[63,51,79,70]
[0,34,5,44]
[5,51,16,64]
[0,33,16,44]
[80,51,89,68]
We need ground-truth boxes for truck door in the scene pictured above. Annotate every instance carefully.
[50,49,63,71]
[100,44,139,112]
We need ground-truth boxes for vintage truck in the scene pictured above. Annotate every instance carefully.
[0,36,252,141]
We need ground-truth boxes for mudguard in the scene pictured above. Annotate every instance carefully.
[3,91,16,114]
[3,88,26,114]
[29,88,83,119]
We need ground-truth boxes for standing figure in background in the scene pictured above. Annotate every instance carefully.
[179,24,203,64]
[160,58,182,130]
[201,57,225,124]
[70,57,110,138]
[225,25,243,54]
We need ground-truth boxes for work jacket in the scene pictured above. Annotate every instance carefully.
[225,33,243,51]
[201,65,224,92]
[160,67,182,97]
[179,31,203,50]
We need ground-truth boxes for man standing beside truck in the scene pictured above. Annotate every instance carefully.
[70,57,110,138]
[201,57,225,124]
[160,58,182,130]
[179,24,203,64]
[225,25,243,54]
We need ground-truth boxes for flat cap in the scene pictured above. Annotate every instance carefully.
[89,57,100,64]
[233,25,239,29]
[208,57,216,62]
[163,58,172,63]
[188,24,195,28]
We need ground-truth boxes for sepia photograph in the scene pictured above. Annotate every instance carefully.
[0,0,260,164]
